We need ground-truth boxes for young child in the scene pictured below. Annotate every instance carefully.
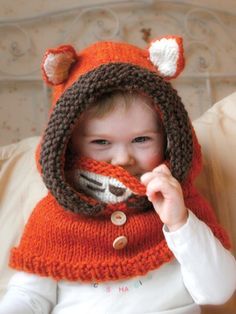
[0,37,236,314]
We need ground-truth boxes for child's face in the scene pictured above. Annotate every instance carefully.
[71,97,165,178]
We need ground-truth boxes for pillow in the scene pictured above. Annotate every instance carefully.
[0,92,235,304]
[193,92,236,314]
[193,91,236,255]
[0,137,47,299]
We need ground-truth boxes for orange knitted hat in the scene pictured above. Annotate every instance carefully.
[37,36,195,215]
[42,37,184,105]
[9,37,231,282]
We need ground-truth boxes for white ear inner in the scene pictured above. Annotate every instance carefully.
[43,52,74,84]
[149,38,179,77]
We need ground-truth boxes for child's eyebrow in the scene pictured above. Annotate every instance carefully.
[84,133,111,138]
[134,129,162,134]
[86,130,161,138]
[130,127,163,135]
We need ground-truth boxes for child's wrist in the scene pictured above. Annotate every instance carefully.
[166,210,188,232]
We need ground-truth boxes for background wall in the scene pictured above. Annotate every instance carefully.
[0,0,235,145]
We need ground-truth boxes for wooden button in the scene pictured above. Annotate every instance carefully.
[111,211,127,226]
[113,236,128,250]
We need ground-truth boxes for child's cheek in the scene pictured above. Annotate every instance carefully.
[141,153,163,173]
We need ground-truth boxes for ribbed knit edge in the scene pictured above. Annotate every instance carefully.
[9,243,173,282]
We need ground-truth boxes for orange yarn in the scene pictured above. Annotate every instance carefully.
[75,157,147,195]
[9,161,231,282]
[50,41,157,105]
[10,193,173,282]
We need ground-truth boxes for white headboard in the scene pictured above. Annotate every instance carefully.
[0,0,235,145]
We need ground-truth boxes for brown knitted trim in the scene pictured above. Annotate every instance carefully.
[40,63,193,215]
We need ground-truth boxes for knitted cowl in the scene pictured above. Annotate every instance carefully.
[9,41,231,282]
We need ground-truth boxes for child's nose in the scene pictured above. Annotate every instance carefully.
[111,147,135,166]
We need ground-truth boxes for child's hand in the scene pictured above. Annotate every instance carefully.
[140,164,188,231]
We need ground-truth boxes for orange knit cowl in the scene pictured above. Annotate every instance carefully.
[9,157,230,283]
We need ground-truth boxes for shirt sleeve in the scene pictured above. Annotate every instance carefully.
[0,271,57,314]
[163,210,236,305]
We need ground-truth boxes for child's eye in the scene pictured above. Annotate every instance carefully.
[132,136,151,143]
[91,139,110,145]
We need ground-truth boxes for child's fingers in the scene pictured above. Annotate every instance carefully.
[140,164,171,186]
[142,170,182,204]
[153,164,171,175]
[140,171,156,185]
[145,176,176,200]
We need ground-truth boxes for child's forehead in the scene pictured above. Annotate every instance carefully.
[76,95,162,135]
[83,91,159,120]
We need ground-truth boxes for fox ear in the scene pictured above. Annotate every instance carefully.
[148,36,185,79]
[41,45,77,85]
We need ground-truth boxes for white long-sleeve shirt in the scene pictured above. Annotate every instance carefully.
[0,210,236,314]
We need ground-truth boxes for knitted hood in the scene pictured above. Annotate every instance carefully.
[9,37,231,282]
[38,37,199,215]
